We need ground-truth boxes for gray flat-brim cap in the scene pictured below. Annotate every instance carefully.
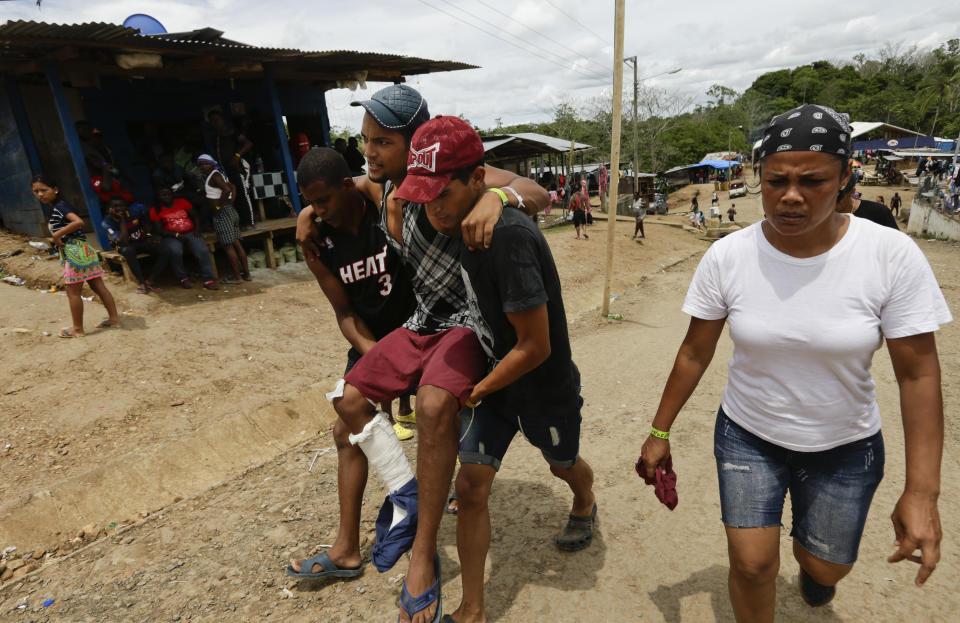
[351,84,430,131]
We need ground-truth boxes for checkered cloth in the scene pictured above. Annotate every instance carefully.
[381,181,473,333]
[251,172,290,199]
[213,204,241,245]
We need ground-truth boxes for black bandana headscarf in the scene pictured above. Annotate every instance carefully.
[757,104,852,161]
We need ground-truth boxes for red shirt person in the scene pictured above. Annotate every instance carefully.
[149,187,218,290]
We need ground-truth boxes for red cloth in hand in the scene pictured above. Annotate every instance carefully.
[635,456,678,510]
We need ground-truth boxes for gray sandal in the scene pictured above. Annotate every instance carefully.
[284,551,362,579]
[556,503,597,551]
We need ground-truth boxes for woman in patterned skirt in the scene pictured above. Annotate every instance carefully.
[32,174,120,337]
[197,154,250,283]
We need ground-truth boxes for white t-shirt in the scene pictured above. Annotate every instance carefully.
[683,215,952,451]
[634,199,646,220]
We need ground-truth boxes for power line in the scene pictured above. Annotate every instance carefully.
[541,0,611,45]
[472,0,604,71]
[431,0,609,81]
[416,0,609,82]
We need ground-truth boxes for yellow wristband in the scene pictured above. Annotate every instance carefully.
[650,426,670,440]
[466,398,482,408]
[487,187,508,206]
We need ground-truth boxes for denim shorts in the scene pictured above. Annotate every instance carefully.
[458,395,582,471]
[714,407,884,565]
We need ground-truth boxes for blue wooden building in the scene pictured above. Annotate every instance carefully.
[0,20,474,247]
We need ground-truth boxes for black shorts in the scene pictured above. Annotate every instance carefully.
[344,347,362,375]
[572,210,586,226]
[458,394,583,470]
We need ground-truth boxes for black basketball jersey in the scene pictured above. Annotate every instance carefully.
[315,198,415,340]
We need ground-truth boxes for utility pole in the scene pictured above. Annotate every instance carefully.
[620,63,683,195]
[624,56,639,195]
[602,0,626,318]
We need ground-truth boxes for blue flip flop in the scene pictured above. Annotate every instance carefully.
[372,478,418,572]
[397,554,441,623]
[284,551,362,579]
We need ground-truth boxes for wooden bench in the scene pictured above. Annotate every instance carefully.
[98,217,298,282]
[99,249,150,283]
[200,216,299,279]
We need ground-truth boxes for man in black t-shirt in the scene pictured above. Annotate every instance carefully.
[394,117,597,623]
[839,191,899,230]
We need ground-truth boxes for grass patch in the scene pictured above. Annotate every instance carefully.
[543,223,575,234]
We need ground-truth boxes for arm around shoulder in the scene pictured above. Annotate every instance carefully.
[483,165,549,216]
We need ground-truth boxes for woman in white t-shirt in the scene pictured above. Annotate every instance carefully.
[638,104,950,621]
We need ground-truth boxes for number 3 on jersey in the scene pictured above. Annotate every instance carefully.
[378,274,393,296]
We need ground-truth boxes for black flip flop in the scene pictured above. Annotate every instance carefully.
[445,494,458,516]
[556,503,597,551]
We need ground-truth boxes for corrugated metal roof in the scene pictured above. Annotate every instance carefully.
[481,137,514,152]
[508,132,591,152]
[0,20,476,75]
[481,133,591,155]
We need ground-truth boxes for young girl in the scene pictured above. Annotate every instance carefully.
[32,174,120,337]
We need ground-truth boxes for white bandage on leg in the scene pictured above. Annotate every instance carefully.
[325,378,346,402]
[349,412,415,529]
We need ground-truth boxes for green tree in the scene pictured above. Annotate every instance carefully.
[916,48,960,136]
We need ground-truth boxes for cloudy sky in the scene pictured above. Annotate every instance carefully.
[3,0,959,132]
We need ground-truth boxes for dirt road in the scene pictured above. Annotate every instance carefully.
[1,184,957,621]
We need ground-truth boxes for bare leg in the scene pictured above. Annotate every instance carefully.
[449,464,496,623]
[223,244,242,281]
[290,419,367,572]
[399,394,413,417]
[725,526,780,623]
[793,540,852,586]
[86,277,120,325]
[232,240,249,277]
[65,282,85,335]
[549,457,595,517]
[400,384,460,623]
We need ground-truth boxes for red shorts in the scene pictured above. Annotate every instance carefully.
[344,327,486,407]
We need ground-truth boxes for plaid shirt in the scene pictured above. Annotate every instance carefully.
[381,181,473,333]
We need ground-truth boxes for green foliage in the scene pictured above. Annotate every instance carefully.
[477,38,960,175]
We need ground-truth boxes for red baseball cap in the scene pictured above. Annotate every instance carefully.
[393,115,485,204]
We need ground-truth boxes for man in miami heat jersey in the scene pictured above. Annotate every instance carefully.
[301,147,415,361]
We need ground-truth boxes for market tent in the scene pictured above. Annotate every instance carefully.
[699,159,741,169]
[886,149,955,158]
[853,136,936,151]
[482,132,591,178]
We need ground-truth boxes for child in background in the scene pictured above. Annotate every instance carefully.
[689,206,703,230]
[727,204,737,222]
[32,174,120,338]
